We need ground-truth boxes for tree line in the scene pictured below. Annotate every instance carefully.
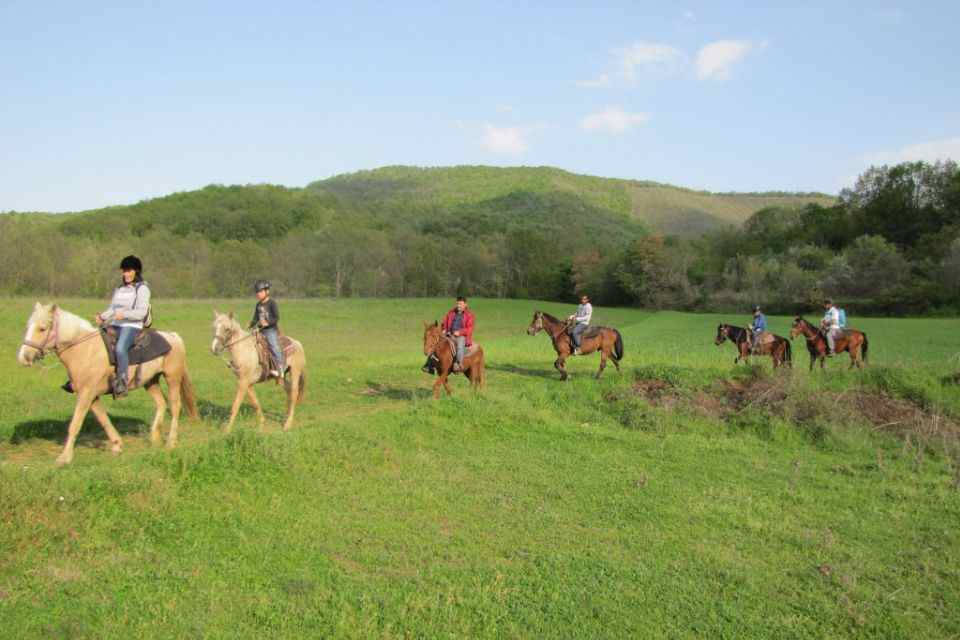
[1,161,958,315]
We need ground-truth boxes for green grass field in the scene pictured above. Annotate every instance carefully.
[1,298,959,638]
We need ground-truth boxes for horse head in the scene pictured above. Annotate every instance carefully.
[789,316,808,340]
[18,302,58,366]
[527,311,544,336]
[211,310,241,355]
[714,323,729,346]
[422,320,442,356]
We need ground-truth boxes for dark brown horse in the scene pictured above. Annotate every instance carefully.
[714,323,792,368]
[527,311,623,381]
[790,317,868,370]
[422,321,485,398]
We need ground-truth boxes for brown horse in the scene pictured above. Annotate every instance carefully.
[422,321,485,398]
[714,324,792,368]
[527,311,623,381]
[18,303,198,465]
[211,311,307,432]
[790,317,868,370]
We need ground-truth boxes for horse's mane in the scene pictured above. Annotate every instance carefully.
[37,305,94,332]
[539,311,562,324]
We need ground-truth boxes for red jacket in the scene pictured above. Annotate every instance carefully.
[442,308,475,347]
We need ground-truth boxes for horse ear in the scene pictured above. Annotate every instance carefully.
[228,311,234,320]
[50,304,59,313]
[213,310,219,318]
[433,320,439,327]
[34,301,42,311]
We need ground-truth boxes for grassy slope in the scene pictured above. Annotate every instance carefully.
[312,165,835,235]
[1,299,958,638]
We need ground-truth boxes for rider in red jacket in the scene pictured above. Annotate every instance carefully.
[423,296,475,374]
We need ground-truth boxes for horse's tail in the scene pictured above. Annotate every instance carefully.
[297,368,307,402]
[180,368,199,420]
[784,338,792,365]
[862,333,869,364]
[613,329,624,361]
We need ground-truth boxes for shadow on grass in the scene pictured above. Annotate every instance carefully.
[9,414,146,445]
[361,381,433,401]
[487,363,558,380]
[196,398,287,423]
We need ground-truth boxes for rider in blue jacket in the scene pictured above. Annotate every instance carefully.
[750,306,767,353]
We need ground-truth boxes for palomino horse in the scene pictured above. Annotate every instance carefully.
[422,321,485,398]
[17,303,198,465]
[526,311,623,381]
[211,311,306,432]
[715,324,792,368]
[790,317,868,370]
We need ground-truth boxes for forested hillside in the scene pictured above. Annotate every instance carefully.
[3,162,959,315]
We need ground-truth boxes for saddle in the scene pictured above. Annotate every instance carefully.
[100,327,171,368]
[747,329,775,345]
[565,323,604,340]
[441,335,480,359]
[255,332,296,382]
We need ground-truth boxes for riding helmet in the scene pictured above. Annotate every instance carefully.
[120,255,142,272]
[254,279,271,292]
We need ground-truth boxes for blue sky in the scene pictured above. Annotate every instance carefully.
[1,1,958,212]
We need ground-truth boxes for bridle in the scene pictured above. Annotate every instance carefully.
[21,309,100,359]
[213,321,256,354]
[527,312,544,335]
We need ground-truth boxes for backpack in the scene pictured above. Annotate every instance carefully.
[838,308,847,328]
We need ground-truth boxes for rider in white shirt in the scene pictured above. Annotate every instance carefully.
[821,299,841,355]
[569,294,593,355]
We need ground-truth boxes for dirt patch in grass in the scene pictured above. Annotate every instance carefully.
[620,368,960,452]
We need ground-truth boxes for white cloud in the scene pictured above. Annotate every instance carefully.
[581,106,650,134]
[695,39,764,81]
[578,41,684,89]
[864,137,960,166]
[480,124,529,155]
[617,42,686,80]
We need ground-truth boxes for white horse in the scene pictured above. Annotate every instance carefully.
[210,311,306,432]
[18,303,198,465]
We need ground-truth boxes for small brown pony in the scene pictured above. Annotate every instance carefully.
[790,316,869,370]
[422,321,485,398]
[526,311,623,381]
[18,303,198,465]
[211,311,307,432]
[715,323,792,368]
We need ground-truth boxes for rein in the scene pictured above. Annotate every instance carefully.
[219,325,257,350]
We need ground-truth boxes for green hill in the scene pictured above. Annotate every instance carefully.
[308,165,834,236]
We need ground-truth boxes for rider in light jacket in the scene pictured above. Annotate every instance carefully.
[95,255,151,397]
[821,299,841,355]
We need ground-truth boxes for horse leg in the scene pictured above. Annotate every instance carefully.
[55,389,96,466]
[145,382,166,445]
[89,397,123,455]
[166,375,182,450]
[282,369,298,431]
[225,380,250,433]
[433,373,446,399]
[555,356,568,381]
[596,350,607,379]
[246,386,265,428]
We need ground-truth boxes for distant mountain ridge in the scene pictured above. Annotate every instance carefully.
[10,165,834,238]
[307,165,835,236]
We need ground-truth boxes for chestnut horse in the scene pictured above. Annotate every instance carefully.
[18,303,198,465]
[790,316,868,370]
[422,321,485,398]
[714,323,792,368]
[526,311,623,381]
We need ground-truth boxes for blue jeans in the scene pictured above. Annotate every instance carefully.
[571,323,588,349]
[454,336,466,365]
[115,326,140,383]
[262,327,285,371]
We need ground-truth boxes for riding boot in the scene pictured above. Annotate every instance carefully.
[61,380,75,394]
[421,354,437,374]
[452,360,463,373]
[113,376,128,399]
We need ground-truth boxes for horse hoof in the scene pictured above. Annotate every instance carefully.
[165,441,177,450]
[54,454,72,467]
[110,444,122,455]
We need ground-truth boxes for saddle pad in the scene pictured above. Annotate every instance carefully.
[255,333,296,382]
[101,328,172,367]
[581,326,605,340]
